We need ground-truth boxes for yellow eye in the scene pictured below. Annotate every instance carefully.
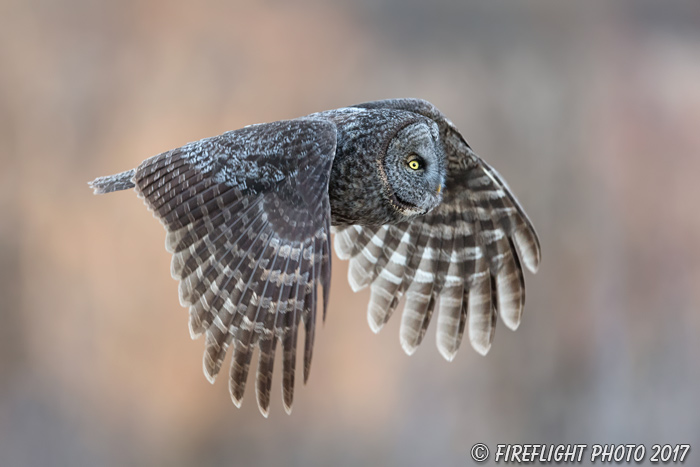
[408,159,421,170]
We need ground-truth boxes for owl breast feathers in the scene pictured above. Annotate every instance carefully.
[90,98,540,416]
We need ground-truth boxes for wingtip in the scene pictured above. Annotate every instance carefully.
[514,228,541,274]
[469,331,492,356]
[502,315,521,331]
[188,320,200,340]
[437,342,458,362]
[333,233,353,260]
[231,394,243,409]
[303,365,311,385]
[202,352,219,384]
[177,280,191,307]
[188,308,205,339]
[203,367,217,384]
[165,233,176,254]
[348,263,369,292]
[400,336,418,356]
[367,313,384,334]
[525,255,541,274]
[171,257,182,281]
[472,341,491,356]
[499,302,522,331]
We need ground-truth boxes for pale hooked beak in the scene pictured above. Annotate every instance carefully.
[437,183,442,194]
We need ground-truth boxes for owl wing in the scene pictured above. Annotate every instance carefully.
[334,99,541,359]
[132,119,335,416]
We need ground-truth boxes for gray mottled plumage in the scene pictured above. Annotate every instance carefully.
[89,98,540,416]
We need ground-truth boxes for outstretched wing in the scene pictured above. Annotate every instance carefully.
[335,98,540,359]
[133,119,336,416]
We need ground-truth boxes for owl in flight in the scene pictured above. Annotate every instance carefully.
[90,98,540,416]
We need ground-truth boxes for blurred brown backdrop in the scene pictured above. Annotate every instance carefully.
[1,1,700,466]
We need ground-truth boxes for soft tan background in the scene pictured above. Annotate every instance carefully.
[1,1,699,466]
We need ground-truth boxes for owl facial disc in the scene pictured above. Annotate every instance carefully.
[382,121,446,218]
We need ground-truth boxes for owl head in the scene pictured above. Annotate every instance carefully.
[381,119,446,220]
[326,108,447,226]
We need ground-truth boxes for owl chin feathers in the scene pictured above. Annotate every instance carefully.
[387,187,443,219]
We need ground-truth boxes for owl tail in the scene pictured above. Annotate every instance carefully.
[89,169,136,194]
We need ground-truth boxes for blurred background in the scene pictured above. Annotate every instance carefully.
[2,1,700,466]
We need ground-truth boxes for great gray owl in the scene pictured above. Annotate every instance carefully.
[90,98,540,416]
